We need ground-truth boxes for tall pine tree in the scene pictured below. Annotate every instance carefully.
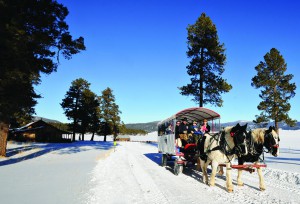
[179,13,232,107]
[251,48,296,133]
[78,89,99,141]
[61,78,90,141]
[0,0,85,156]
[99,88,121,141]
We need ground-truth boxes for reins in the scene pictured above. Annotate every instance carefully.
[245,129,277,163]
[205,131,236,160]
[247,130,262,156]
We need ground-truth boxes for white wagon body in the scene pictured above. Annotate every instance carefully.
[157,107,221,175]
[158,107,221,154]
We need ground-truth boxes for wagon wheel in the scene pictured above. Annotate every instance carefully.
[161,154,167,167]
[174,159,183,175]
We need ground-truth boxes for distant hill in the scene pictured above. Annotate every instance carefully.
[221,120,300,130]
[125,120,300,133]
[125,121,159,133]
[33,116,62,124]
[33,116,300,133]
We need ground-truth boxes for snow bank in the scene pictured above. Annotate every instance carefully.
[0,141,114,204]
[279,129,300,149]
[130,131,157,142]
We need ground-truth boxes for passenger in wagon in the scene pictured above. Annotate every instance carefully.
[200,119,210,134]
[175,120,182,148]
[199,119,210,161]
[178,117,189,148]
[189,121,202,144]
[165,123,173,134]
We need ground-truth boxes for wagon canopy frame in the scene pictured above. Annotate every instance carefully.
[158,107,221,126]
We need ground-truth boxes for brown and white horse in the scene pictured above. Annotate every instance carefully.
[199,123,248,192]
[236,126,280,190]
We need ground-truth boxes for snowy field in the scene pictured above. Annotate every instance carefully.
[0,129,299,204]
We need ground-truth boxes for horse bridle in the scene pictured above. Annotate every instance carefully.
[264,131,279,154]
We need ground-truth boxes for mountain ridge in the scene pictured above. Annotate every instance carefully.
[126,120,300,133]
[33,116,300,133]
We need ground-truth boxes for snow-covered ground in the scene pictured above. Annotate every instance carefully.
[0,129,299,204]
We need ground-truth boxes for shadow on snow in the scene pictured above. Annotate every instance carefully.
[143,143,265,192]
[0,141,113,167]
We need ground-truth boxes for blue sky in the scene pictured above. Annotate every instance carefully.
[34,0,300,124]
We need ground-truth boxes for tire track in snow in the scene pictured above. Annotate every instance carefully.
[86,142,300,204]
[124,143,170,204]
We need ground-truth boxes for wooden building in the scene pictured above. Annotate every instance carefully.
[10,120,72,143]
[116,135,130,142]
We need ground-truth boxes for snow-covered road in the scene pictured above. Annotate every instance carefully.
[1,136,299,204]
[86,142,300,204]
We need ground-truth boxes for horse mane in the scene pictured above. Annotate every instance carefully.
[222,126,234,146]
[223,126,233,134]
[250,128,265,144]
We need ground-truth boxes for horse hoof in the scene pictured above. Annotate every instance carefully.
[260,187,266,191]
[227,189,233,193]
[237,183,244,186]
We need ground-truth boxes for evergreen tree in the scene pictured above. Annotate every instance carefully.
[118,122,147,135]
[98,88,121,141]
[0,0,85,156]
[61,78,90,141]
[251,48,297,133]
[49,122,70,132]
[89,105,101,141]
[78,89,99,141]
[98,122,111,138]
[179,13,232,107]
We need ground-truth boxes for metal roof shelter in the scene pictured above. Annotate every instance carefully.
[158,107,220,125]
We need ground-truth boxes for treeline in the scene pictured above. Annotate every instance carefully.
[119,124,147,135]
[48,122,70,132]
[60,78,147,140]
[60,78,122,142]
[126,121,159,133]
[49,121,147,136]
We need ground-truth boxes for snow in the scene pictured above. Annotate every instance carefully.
[0,130,299,204]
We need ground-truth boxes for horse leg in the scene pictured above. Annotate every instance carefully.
[200,159,209,185]
[196,157,201,171]
[217,165,224,176]
[256,162,266,191]
[209,161,218,187]
[237,169,244,186]
[226,163,234,192]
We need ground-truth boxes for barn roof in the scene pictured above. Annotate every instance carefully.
[11,120,71,134]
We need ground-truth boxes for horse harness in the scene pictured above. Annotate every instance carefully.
[239,129,277,163]
[244,130,265,162]
[205,131,236,157]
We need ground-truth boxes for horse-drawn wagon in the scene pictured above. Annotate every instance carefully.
[157,107,221,175]
[158,107,280,192]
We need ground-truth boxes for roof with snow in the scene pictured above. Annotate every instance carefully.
[158,107,220,125]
